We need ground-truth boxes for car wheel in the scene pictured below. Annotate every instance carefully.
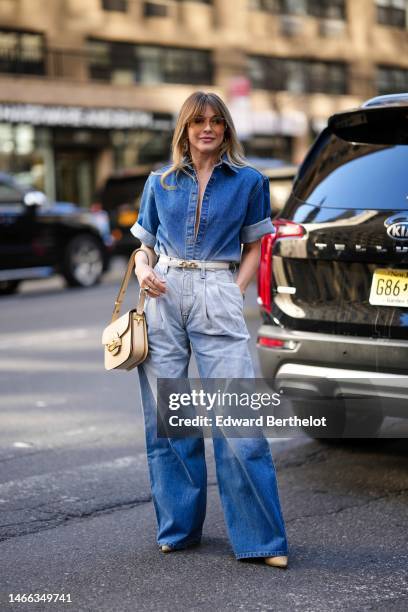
[63,235,104,288]
[0,280,21,295]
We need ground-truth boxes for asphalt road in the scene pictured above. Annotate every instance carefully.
[0,259,408,612]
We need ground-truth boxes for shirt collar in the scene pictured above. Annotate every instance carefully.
[215,153,239,173]
[182,152,239,174]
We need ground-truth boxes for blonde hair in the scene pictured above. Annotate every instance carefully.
[159,91,249,189]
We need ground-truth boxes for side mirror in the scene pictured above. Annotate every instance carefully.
[23,191,48,208]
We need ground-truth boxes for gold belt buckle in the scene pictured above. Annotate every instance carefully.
[179,260,199,268]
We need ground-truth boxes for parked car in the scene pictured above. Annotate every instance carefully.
[256,93,408,439]
[0,173,114,295]
[93,164,160,256]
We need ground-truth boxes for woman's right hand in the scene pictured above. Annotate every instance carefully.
[135,257,166,298]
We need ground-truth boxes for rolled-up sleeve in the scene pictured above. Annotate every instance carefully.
[240,175,274,244]
[129,174,159,247]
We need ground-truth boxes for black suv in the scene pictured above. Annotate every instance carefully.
[0,173,113,295]
[257,93,408,438]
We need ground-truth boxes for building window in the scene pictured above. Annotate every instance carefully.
[249,0,306,13]
[377,65,408,94]
[249,0,345,19]
[308,0,345,20]
[0,123,45,192]
[87,40,112,81]
[249,55,348,94]
[101,0,128,11]
[87,39,213,85]
[376,0,407,27]
[0,30,45,75]
[144,2,168,17]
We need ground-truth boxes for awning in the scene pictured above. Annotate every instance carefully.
[0,103,173,131]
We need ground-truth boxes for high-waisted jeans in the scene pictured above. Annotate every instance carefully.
[136,260,288,559]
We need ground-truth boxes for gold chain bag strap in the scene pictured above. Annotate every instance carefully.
[102,248,151,371]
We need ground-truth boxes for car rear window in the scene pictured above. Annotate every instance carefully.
[294,128,408,210]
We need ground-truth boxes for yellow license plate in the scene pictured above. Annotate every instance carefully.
[369,268,408,307]
[118,210,138,226]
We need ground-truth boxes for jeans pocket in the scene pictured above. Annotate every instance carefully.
[217,279,244,308]
[145,262,168,332]
[230,281,244,304]
[206,276,245,333]
[145,294,165,331]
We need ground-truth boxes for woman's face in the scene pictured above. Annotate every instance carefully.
[186,104,226,158]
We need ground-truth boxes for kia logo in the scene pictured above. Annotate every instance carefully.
[387,223,408,240]
[384,214,408,241]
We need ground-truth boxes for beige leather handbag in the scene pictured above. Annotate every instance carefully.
[102,248,150,371]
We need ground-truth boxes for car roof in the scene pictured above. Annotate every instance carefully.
[327,92,408,133]
[328,93,408,126]
[361,93,408,109]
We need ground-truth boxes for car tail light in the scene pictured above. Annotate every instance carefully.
[273,218,305,239]
[257,219,305,313]
[257,336,299,350]
[257,337,285,348]
[258,233,275,313]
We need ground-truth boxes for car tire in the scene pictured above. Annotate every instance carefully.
[0,280,21,295]
[62,234,104,288]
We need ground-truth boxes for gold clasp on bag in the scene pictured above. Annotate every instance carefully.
[107,332,122,354]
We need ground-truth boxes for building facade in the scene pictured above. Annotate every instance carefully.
[0,0,407,206]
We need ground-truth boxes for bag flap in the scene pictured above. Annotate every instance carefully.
[102,310,132,345]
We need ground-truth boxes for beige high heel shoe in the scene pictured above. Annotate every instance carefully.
[159,545,173,553]
[264,555,288,568]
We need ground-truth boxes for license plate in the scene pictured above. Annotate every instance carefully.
[369,268,408,307]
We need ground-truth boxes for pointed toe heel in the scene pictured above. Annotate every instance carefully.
[264,555,288,569]
[159,545,173,553]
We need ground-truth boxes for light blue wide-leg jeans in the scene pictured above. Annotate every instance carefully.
[136,261,288,559]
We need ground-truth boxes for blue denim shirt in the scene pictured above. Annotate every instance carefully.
[129,154,274,263]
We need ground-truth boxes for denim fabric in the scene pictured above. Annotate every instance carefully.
[130,154,274,263]
[136,261,289,559]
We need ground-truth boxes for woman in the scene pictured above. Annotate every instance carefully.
[131,91,289,568]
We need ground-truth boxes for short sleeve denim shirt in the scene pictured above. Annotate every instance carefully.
[129,153,274,263]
